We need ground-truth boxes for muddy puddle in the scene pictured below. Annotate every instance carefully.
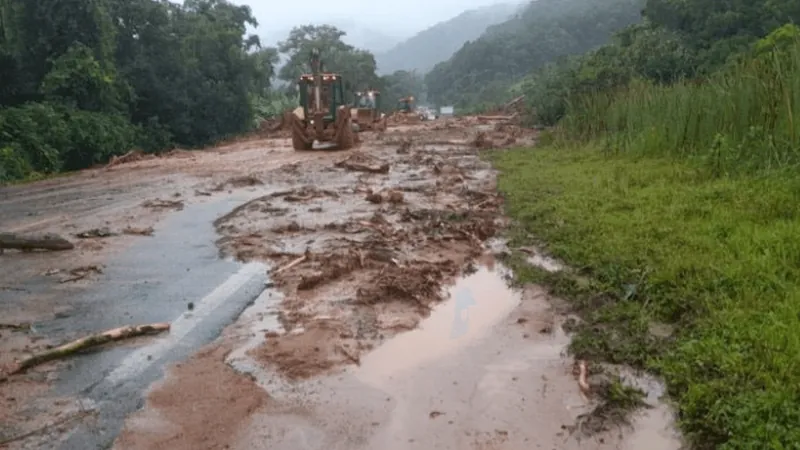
[225,262,682,450]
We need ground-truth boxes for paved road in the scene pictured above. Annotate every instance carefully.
[10,196,269,449]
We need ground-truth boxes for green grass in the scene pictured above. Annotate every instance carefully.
[491,33,800,448]
[493,144,800,448]
[560,31,800,177]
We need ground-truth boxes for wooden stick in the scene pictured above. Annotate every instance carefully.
[270,250,311,275]
[7,323,171,375]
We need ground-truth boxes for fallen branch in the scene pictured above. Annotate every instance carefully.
[0,232,74,253]
[7,323,171,376]
[270,249,311,275]
[60,265,103,283]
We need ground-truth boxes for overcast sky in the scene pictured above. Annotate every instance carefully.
[232,0,509,38]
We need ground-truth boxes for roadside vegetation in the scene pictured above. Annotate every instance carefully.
[493,5,800,449]
[0,1,413,184]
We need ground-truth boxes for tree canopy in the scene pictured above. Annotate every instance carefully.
[0,3,396,182]
[424,0,645,108]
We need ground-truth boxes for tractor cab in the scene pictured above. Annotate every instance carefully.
[397,96,415,112]
[351,89,386,131]
[287,48,356,151]
[355,90,380,109]
[297,72,346,126]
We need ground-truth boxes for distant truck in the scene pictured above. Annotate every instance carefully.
[439,106,454,117]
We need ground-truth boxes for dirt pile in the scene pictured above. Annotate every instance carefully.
[114,345,268,449]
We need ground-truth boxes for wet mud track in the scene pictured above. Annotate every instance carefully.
[1,120,681,449]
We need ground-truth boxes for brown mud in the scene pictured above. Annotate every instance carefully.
[212,121,519,382]
[1,118,682,449]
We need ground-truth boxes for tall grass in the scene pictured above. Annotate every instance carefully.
[493,29,800,449]
[560,38,800,175]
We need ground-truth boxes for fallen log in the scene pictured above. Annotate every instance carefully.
[0,232,74,253]
[7,323,171,376]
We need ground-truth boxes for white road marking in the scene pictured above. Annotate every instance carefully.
[104,262,267,386]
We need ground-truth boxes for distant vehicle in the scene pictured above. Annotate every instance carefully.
[440,106,454,116]
[418,107,436,121]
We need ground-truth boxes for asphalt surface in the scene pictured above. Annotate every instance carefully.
[14,196,269,449]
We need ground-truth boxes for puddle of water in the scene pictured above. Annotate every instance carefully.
[524,247,564,272]
[356,264,520,385]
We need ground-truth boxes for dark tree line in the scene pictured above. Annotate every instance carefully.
[423,0,645,109]
[0,0,282,181]
[0,3,404,183]
[423,0,800,124]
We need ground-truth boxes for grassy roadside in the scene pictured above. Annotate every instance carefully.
[492,145,800,448]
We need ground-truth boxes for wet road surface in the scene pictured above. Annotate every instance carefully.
[8,195,269,449]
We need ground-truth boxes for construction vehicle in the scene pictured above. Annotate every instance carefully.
[351,89,387,131]
[393,96,420,124]
[397,96,415,113]
[286,48,357,151]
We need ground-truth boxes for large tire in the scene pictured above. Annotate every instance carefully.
[288,111,312,151]
[334,106,356,150]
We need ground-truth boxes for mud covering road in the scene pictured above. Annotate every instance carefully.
[1,119,682,449]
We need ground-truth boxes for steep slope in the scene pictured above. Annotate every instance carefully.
[375,2,520,75]
[425,0,645,107]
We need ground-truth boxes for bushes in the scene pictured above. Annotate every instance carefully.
[0,103,138,180]
[560,30,800,175]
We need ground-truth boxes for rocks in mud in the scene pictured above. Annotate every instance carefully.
[397,139,412,154]
[335,153,390,174]
[365,189,405,205]
[211,175,263,191]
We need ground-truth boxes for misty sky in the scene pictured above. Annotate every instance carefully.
[231,0,507,38]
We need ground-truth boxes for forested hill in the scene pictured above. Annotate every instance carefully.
[0,1,398,183]
[424,0,644,107]
[375,2,519,75]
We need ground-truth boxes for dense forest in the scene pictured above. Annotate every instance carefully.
[424,0,644,109]
[0,0,413,183]
[375,2,518,75]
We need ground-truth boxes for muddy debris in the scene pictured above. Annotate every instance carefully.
[250,319,359,380]
[106,150,155,168]
[365,189,405,205]
[122,226,154,236]
[334,153,390,174]
[75,227,117,239]
[397,139,412,154]
[59,265,104,283]
[141,199,184,211]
